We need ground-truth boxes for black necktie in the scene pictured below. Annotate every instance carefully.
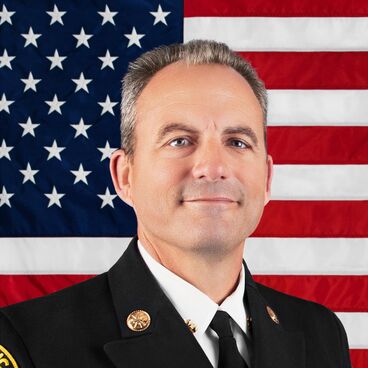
[209,310,249,368]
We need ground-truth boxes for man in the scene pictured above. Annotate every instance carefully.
[0,40,351,367]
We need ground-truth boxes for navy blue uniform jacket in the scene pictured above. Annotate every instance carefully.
[0,235,352,367]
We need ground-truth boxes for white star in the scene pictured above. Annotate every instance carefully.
[97,141,118,161]
[47,49,67,70]
[150,5,170,26]
[98,95,118,116]
[47,4,66,25]
[44,140,66,161]
[98,187,117,208]
[21,72,41,92]
[21,27,42,47]
[19,117,40,137]
[71,163,92,185]
[0,5,15,25]
[124,27,145,48]
[0,93,14,113]
[72,72,92,93]
[45,94,65,115]
[0,186,14,208]
[45,186,65,208]
[70,117,92,138]
[98,50,118,70]
[19,163,39,184]
[0,49,15,69]
[98,5,118,25]
[73,27,93,48]
[0,139,13,160]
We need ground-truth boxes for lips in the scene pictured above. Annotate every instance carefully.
[184,197,234,202]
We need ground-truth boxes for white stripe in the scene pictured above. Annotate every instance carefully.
[184,17,368,51]
[0,237,130,274]
[271,165,368,200]
[245,238,368,275]
[336,312,368,349]
[0,237,367,275]
[268,90,368,126]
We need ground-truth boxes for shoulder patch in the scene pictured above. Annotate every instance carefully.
[0,345,19,368]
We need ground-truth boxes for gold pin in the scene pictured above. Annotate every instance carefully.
[126,310,151,332]
[0,345,19,368]
[246,316,252,330]
[266,306,279,324]
[184,319,197,333]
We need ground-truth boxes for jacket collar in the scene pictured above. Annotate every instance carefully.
[242,260,306,367]
[104,235,305,368]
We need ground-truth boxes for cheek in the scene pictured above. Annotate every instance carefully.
[240,162,268,200]
[132,158,182,209]
[155,162,186,206]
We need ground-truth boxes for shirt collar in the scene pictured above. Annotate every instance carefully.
[137,239,247,337]
[218,263,247,334]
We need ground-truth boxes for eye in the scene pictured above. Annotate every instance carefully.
[168,137,250,149]
[168,137,191,147]
[229,139,250,149]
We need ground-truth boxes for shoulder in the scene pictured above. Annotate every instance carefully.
[1,272,109,325]
[254,281,351,366]
[0,272,117,361]
[255,280,342,329]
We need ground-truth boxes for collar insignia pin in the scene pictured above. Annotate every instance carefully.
[126,310,151,331]
[185,319,197,333]
[247,316,252,330]
[266,306,279,324]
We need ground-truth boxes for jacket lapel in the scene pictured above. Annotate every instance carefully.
[243,260,306,368]
[103,235,213,368]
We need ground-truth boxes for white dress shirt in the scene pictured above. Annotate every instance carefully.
[137,239,251,367]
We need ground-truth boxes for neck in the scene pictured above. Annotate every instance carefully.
[137,229,244,305]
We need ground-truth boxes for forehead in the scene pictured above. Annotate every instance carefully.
[138,62,259,106]
[135,62,264,133]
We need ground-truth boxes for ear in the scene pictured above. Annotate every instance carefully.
[264,154,273,206]
[110,149,134,208]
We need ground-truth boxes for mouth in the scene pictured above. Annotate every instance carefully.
[183,197,237,205]
[184,197,234,202]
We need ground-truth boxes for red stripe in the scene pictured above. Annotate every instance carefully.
[253,201,368,237]
[253,275,368,312]
[0,275,93,308]
[350,350,368,368]
[268,127,368,165]
[239,52,368,89]
[2,275,367,312]
[184,0,368,17]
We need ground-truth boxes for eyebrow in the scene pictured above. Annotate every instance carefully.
[155,122,259,147]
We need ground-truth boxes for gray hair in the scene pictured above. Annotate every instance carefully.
[120,39,268,163]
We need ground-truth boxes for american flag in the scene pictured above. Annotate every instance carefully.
[0,1,367,366]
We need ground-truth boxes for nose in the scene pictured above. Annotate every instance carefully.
[191,137,231,181]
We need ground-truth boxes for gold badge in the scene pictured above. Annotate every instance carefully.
[126,310,151,332]
[184,319,197,333]
[0,345,19,368]
[266,306,279,324]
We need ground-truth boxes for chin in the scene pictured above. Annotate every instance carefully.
[185,230,238,252]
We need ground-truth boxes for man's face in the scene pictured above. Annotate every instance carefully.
[111,62,273,256]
